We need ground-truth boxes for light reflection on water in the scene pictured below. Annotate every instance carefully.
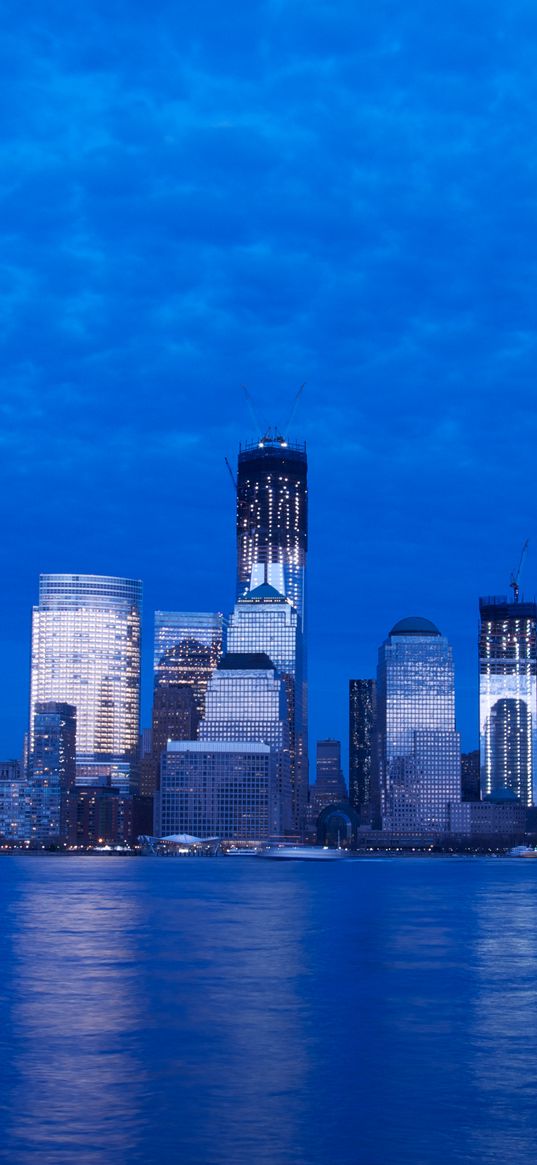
[1,856,537,1164]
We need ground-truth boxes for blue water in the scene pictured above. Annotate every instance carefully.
[1,856,536,1165]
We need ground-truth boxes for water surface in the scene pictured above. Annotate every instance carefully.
[1,855,536,1164]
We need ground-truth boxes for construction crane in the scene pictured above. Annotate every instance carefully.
[224,457,237,493]
[241,384,263,435]
[283,383,305,434]
[510,539,529,603]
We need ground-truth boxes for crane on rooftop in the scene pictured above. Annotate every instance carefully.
[510,539,529,603]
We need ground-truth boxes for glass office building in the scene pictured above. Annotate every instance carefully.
[479,596,537,806]
[153,612,224,718]
[236,436,308,627]
[226,583,307,834]
[30,701,76,842]
[376,617,461,833]
[199,652,292,834]
[157,741,278,840]
[30,574,142,791]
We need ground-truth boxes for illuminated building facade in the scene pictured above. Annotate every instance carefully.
[30,701,76,842]
[157,741,277,840]
[226,584,307,833]
[153,612,224,718]
[311,740,347,816]
[349,679,376,822]
[199,652,292,833]
[376,617,461,833]
[236,437,308,627]
[0,760,29,843]
[479,597,537,806]
[30,574,142,792]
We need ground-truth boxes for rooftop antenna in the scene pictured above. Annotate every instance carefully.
[510,539,529,603]
[283,383,305,435]
[241,384,264,436]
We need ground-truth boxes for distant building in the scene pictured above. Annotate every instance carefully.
[461,749,480,802]
[30,702,76,843]
[66,786,134,847]
[479,596,537,806]
[449,789,525,839]
[156,741,278,840]
[227,583,307,834]
[376,617,461,833]
[200,652,291,832]
[30,574,142,792]
[153,612,224,718]
[349,680,376,823]
[0,760,29,843]
[311,740,347,816]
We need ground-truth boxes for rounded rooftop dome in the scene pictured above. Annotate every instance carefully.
[390,616,441,636]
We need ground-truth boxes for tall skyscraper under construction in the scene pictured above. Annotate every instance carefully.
[235,432,308,830]
[479,596,537,806]
[236,434,308,628]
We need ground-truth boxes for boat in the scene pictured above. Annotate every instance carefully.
[258,845,350,861]
[508,845,537,858]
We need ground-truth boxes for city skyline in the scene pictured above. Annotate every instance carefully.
[1,458,535,766]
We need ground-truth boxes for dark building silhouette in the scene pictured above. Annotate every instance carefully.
[311,740,347,815]
[236,436,308,628]
[461,749,480,802]
[349,680,376,822]
[66,786,133,847]
[479,596,537,806]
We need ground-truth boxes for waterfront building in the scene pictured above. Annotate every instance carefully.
[311,740,347,816]
[156,741,278,840]
[479,596,537,806]
[0,760,29,843]
[461,749,480,802]
[199,651,292,832]
[448,789,525,839]
[236,435,308,628]
[29,702,76,842]
[376,617,461,833]
[349,680,376,822]
[66,786,134,847]
[153,612,224,719]
[226,583,307,833]
[30,575,142,792]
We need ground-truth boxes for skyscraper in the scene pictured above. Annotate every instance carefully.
[153,612,224,718]
[479,596,537,806]
[30,702,76,842]
[30,575,142,792]
[236,436,308,627]
[226,583,307,834]
[199,652,292,833]
[311,740,347,815]
[349,680,376,823]
[376,617,461,833]
[147,611,224,795]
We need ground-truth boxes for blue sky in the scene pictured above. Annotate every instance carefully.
[2,0,537,765]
